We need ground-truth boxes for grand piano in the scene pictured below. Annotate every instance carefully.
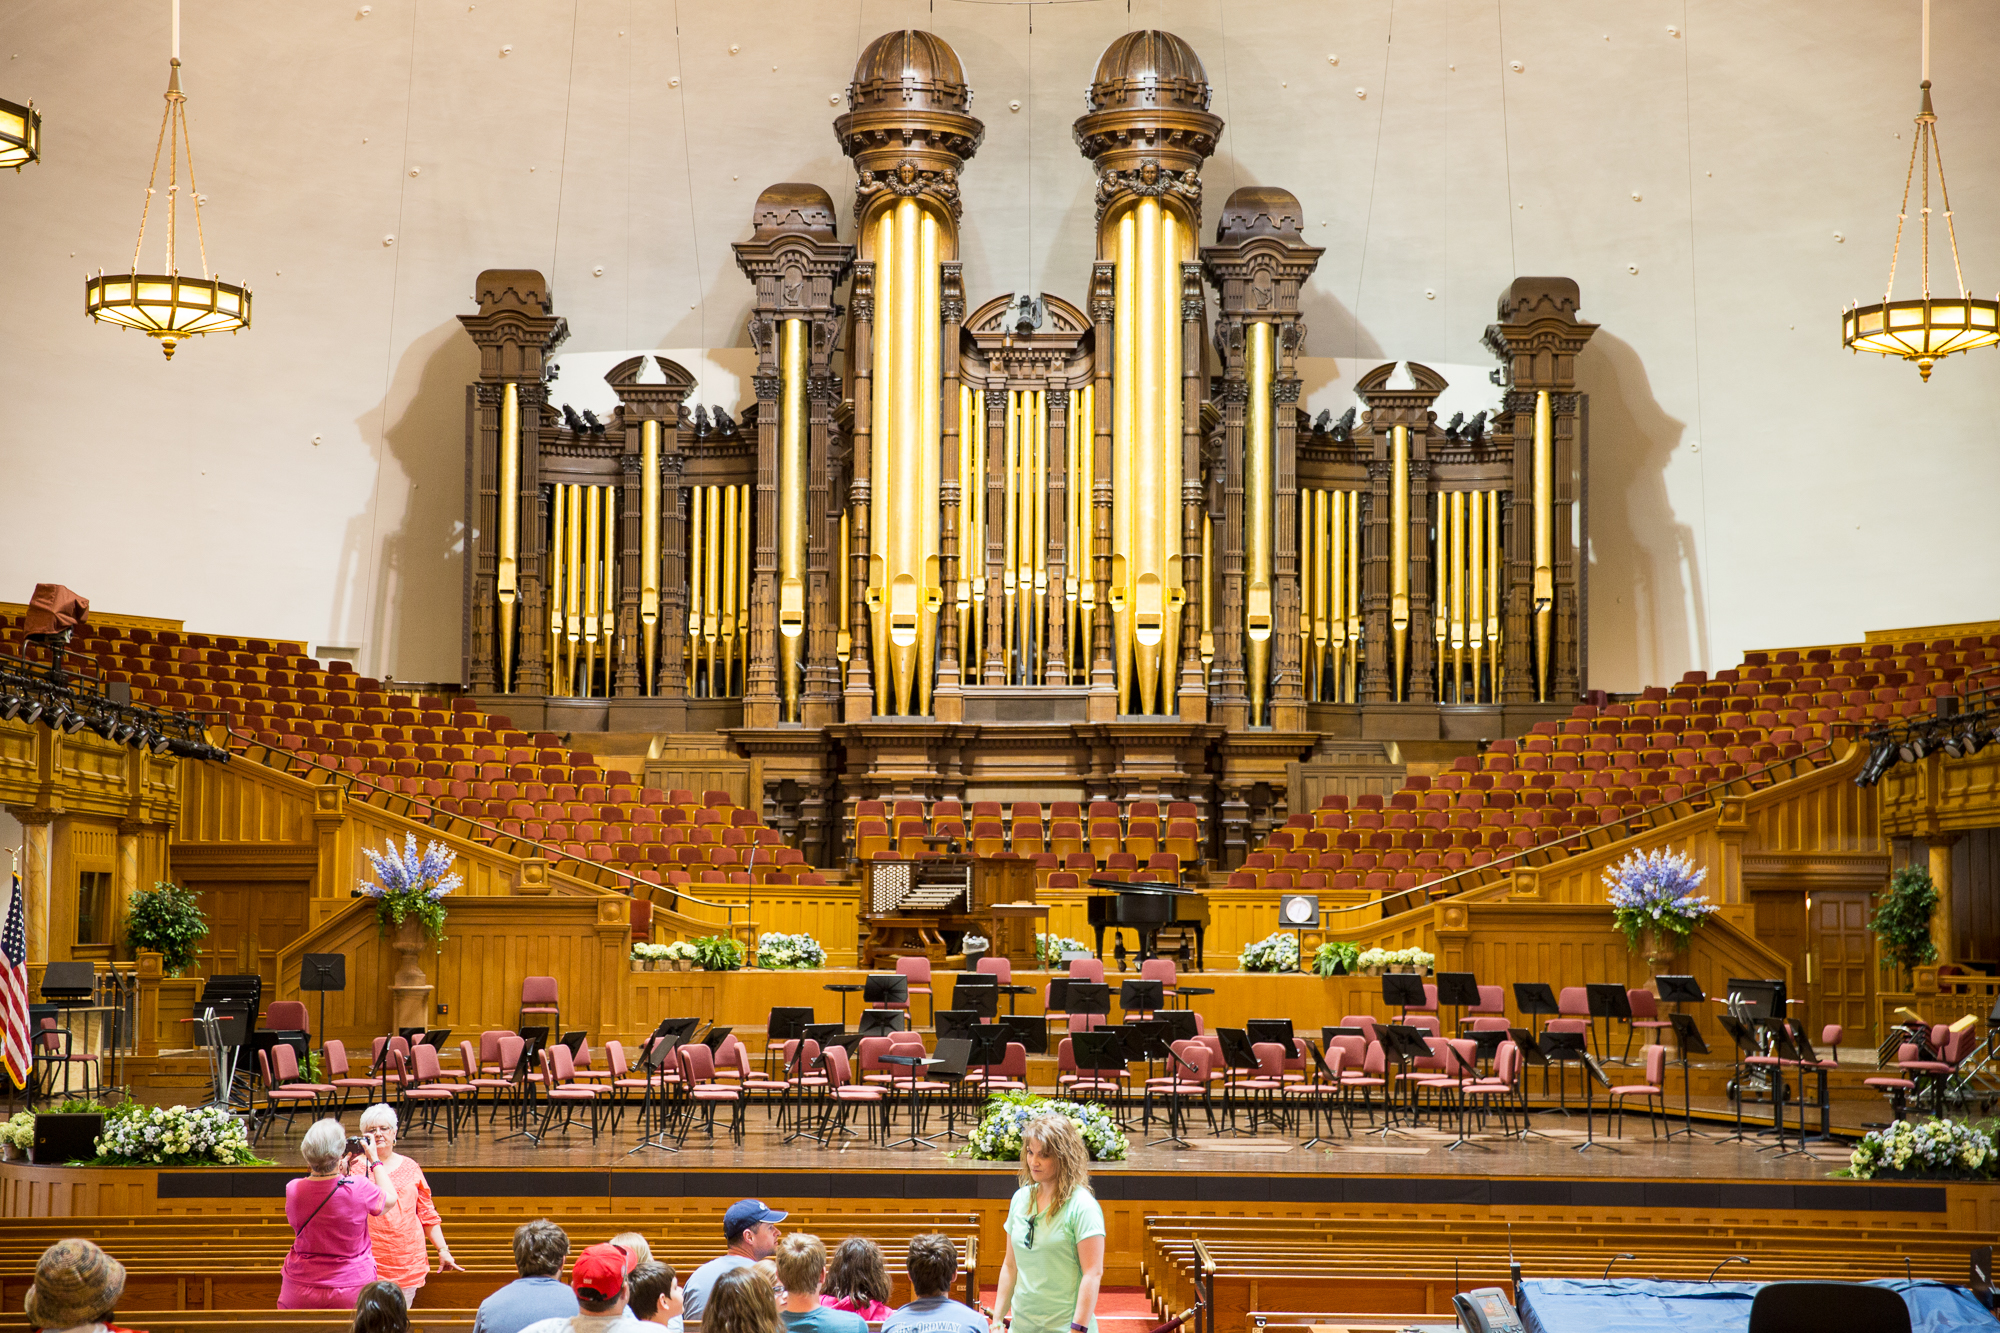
[1086,879,1207,971]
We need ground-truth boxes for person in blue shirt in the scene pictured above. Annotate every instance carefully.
[474,1220,580,1333]
[776,1234,867,1333]
[685,1199,789,1324]
[883,1234,988,1333]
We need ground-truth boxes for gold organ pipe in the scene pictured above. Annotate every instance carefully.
[602,486,618,692]
[1134,199,1168,711]
[1160,206,1183,717]
[956,383,972,686]
[1245,320,1274,725]
[1533,390,1554,702]
[583,484,602,697]
[1434,490,1450,700]
[728,482,744,700]
[1112,208,1137,713]
[1456,482,1472,700]
[778,319,807,719]
[1487,489,1503,698]
[1346,488,1361,703]
[1033,389,1047,684]
[1076,381,1093,678]
[1003,388,1018,680]
[687,485,703,695]
[1390,424,1410,701]
[1328,489,1346,703]
[496,383,520,693]
[737,482,751,685]
[704,484,721,695]
[868,210,893,715]
[641,419,660,696]
[1200,509,1214,679]
[837,506,851,681]
[1299,487,1314,702]
[1313,488,1331,702]
[969,388,984,671]
[1467,488,1485,704]
[564,483,583,696]
[548,481,566,695]
[916,210,941,718]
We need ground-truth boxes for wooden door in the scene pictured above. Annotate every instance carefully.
[1750,888,1808,990]
[1811,889,1877,1049]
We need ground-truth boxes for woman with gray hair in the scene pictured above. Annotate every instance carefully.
[356,1103,460,1307]
[280,1117,391,1309]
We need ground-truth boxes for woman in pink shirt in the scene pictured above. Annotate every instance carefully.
[356,1103,461,1306]
[280,1118,392,1309]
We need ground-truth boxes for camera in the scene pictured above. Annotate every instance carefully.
[345,1136,367,1157]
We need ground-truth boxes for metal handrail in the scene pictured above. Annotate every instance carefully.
[1295,738,1841,925]
[221,726,744,928]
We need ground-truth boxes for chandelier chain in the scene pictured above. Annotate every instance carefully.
[1919,108,1930,298]
[1930,122,1968,299]
[131,86,175,273]
[167,81,180,280]
[180,98,212,279]
[1883,121,1920,305]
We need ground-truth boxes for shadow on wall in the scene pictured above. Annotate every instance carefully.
[1580,329,1709,693]
[1298,281,1383,365]
[333,318,481,684]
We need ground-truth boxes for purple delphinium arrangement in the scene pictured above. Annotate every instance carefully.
[1603,848,1717,951]
[361,832,461,941]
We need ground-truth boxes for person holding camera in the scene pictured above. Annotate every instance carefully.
[279,1118,392,1310]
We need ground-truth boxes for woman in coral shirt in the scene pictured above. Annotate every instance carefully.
[354,1103,461,1306]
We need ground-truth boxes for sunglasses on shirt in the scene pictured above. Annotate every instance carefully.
[1023,1217,1036,1251]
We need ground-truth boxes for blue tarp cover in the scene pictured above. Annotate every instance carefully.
[1517,1278,1993,1333]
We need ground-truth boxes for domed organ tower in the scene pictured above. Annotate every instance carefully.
[834,31,984,719]
[1073,32,1223,720]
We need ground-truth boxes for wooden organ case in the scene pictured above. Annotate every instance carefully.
[454,30,1600,883]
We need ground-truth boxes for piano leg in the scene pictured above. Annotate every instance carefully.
[1193,923,1205,973]
[1138,927,1160,964]
[1092,925,1107,960]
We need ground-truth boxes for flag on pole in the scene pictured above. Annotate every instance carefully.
[1,873,29,1090]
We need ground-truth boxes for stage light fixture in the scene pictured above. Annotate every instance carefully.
[1856,739,1900,787]
[0,96,39,171]
[1897,734,1933,764]
[17,698,43,726]
[0,693,24,722]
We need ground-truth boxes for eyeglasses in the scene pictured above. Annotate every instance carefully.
[1023,1217,1036,1252]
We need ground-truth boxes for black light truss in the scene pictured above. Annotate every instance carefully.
[0,651,228,762]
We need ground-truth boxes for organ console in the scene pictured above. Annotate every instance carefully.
[859,854,1044,970]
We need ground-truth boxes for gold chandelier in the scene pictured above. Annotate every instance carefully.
[1841,0,1997,381]
[85,0,249,359]
[0,96,40,171]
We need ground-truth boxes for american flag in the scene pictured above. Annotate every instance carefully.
[1,873,28,1090]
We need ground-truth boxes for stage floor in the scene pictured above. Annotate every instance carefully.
[245,1105,1858,1180]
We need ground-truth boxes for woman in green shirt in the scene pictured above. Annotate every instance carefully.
[993,1114,1105,1333]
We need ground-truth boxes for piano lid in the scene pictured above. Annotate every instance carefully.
[1086,878,1192,894]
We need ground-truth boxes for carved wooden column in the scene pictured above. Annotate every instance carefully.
[658,446,690,703]
[1177,263,1209,720]
[1482,277,1598,704]
[458,269,568,697]
[1087,263,1118,718]
[733,185,857,727]
[844,262,877,720]
[1355,361,1445,704]
[1200,187,1323,728]
[936,262,967,721]
[605,355,698,703]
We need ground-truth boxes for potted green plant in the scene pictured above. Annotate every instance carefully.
[1312,941,1359,977]
[693,935,744,971]
[1871,865,1940,988]
[125,881,209,977]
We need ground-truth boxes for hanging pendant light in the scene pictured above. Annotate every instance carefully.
[1841,0,1998,381]
[84,0,250,359]
[0,96,40,171]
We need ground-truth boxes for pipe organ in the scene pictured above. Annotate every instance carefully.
[456,32,1597,868]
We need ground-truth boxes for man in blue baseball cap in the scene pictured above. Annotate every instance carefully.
[682,1200,789,1323]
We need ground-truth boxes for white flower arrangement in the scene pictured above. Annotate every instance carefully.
[662,940,699,962]
[1035,933,1092,968]
[1355,947,1435,973]
[631,941,671,962]
[1,1111,35,1151]
[1239,931,1300,973]
[961,934,991,955]
[961,1092,1129,1162]
[757,932,827,970]
[1845,1117,1996,1180]
[92,1103,261,1166]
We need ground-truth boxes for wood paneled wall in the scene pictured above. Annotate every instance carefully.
[642,733,755,808]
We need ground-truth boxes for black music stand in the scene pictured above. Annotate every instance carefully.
[1159,1009,1200,1042]
[1540,1029,1608,1152]
[931,1036,974,1141]
[1715,1013,1761,1144]
[863,973,910,1011]
[38,962,102,1101]
[1071,1029,1130,1123]
[969,1023,1011,1070]
[300,953,346,1061]
[1215,1027,1263,1135]
[1001,1014,1048,1055]
[1436,1037,1487,1152]
[1436,971,1481,1039]
[1119,978,1165,1020]
[1585,983,1634,1064]
[1759,1023,1809,1158]
[625,1026,692,1156]
[952,974,1000,1019]
[1507,1026,1558,1141]
[936,1009,979,1045]
[1382,971,1427,1022]
[766,1007,814,1078]
[1066,982,1111,1029]
[1246,1018,1296,1049]
[1666,1011,1709,1141]
[1302,1041,1351,1146]
[858,1009,907,1037]
[882,1051,944,1149]
[1126,1018,1174,1098]
[1148,1031,1205,1149]
[1372,1024,1433,1138]
[823,982,865,1026]
[1788,1020,1837,1144]
[1513,982,1560,1035]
